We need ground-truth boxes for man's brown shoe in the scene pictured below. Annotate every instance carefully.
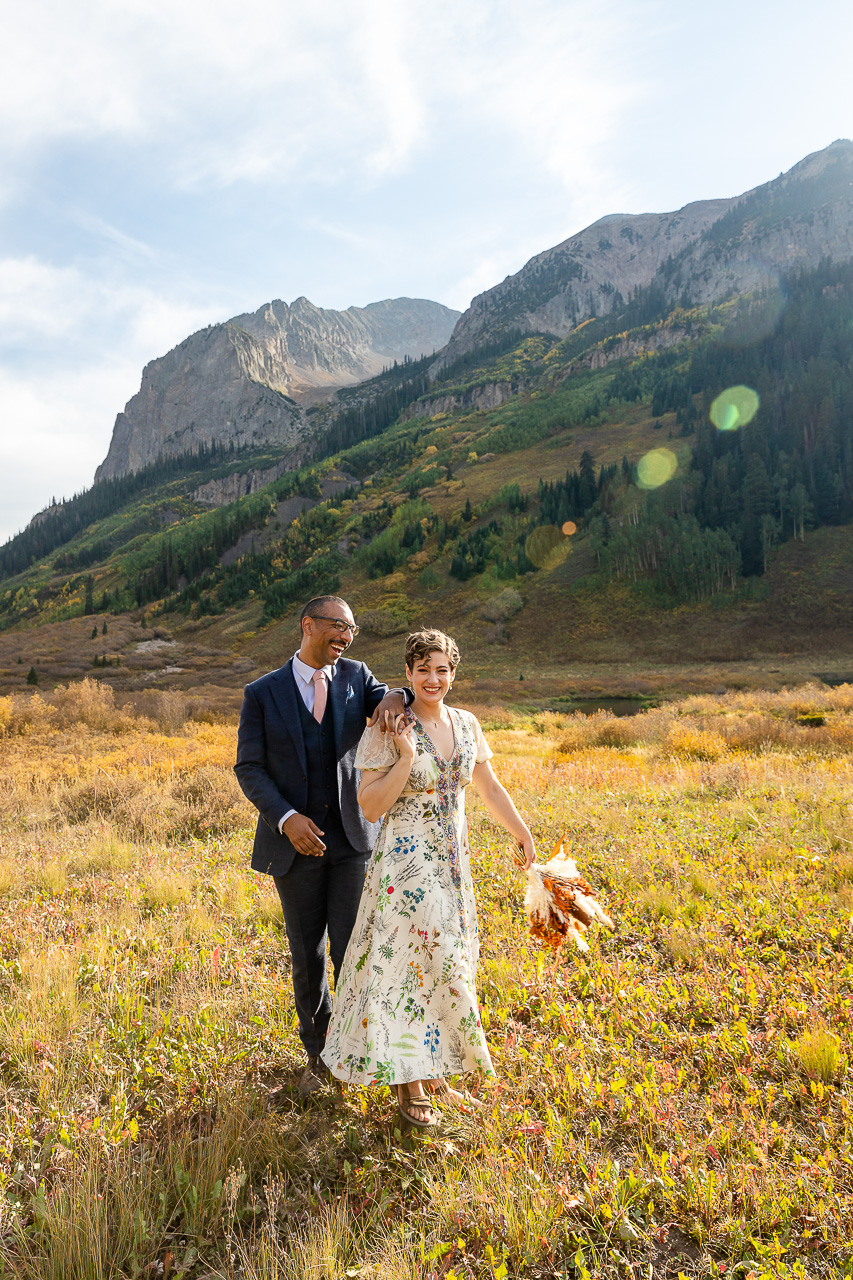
[298,1055,331,1098]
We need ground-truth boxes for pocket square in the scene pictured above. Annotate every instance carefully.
[346,685,354,701]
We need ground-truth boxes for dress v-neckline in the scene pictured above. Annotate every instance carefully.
[414,706,457,764]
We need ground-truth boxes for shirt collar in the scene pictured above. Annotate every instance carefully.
[292,651,336,685]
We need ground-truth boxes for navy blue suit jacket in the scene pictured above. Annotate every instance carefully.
[234,657,390,877]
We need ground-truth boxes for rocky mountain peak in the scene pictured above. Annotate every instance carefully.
[436,140,853,370]
[95,295,459,482]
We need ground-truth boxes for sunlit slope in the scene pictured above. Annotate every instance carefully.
[2,264,853,691]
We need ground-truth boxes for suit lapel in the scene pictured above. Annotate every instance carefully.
[269,660,308,776]
[330,663,352,754]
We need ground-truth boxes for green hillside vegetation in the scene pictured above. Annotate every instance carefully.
[2,260,853,678]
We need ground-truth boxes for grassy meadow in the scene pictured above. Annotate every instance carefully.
[0,679,851,1279]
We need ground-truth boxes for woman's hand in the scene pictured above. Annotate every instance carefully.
[368,691,407,730]
[358,712,417,822]
[391,709,417,761]
[517,832,535,870]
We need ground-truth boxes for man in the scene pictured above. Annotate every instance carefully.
[234,595,407,1096]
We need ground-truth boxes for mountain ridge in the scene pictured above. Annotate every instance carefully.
[2,141,853,691]
[95,296,460,484]
[436,139,853,369]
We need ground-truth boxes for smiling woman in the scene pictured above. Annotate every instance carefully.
[321,627,536,1129]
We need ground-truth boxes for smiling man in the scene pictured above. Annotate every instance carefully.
[234,595,407,1096]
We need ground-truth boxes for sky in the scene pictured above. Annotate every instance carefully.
[1,0,851,545]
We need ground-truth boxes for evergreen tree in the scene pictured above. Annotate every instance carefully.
[26,666,38,685]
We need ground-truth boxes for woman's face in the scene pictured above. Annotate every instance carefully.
[406,650,454,707]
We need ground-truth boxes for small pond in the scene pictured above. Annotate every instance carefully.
[561,697,653,718]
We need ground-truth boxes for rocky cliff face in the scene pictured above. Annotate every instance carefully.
[405,382,514,420]
[96,297,459,482]
[436,140,853,369]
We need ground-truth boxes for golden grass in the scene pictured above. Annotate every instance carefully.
[0,688,851,1279]
[791,1027,846,1084]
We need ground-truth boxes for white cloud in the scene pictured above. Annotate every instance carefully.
[0,0,672,543]
[0,362,134,542]
[0,254,224,542]
[71,214,156,260]
[448,243,544,313]
[0,0,647,200]
[0,255,216,355]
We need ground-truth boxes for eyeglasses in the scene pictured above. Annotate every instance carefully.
[312,615,360,637]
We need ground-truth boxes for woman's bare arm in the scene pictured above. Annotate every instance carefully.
[472,759,535,867]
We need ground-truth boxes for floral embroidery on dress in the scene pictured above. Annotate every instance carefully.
[321,707,494,1086]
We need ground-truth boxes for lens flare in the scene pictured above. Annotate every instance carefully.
[636,448,677,490]
[710,385,760,432]
[525,524,569,569]
[719,271,786,347]
[562,521,577,536]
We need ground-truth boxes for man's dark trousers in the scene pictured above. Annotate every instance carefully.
[273,692,368,1056]
[234,656,389,1060]
[273,830,369,1056]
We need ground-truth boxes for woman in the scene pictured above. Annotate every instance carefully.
[321,629,535,1127]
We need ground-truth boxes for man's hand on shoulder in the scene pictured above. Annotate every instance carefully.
[367,690,407,731]
[282,814,326,856]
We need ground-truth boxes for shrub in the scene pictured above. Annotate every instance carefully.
[0,693,53,736]
[665,721,729,761]
[791,1026,845,1082]
[142,870,193,911]
[51,678,130,733]
[150,691,190,733]
[553,711,640,753]
[359,607,413,637]
[640,885,680,919]
[359,594,418,637]
[480,588,523,623]
[166,766,251,840]
[553,714,591,754]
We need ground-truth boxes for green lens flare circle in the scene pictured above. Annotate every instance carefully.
[710,385,760,432]
[636,448,677,490]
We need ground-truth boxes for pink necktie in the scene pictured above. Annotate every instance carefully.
[312,669,327,723]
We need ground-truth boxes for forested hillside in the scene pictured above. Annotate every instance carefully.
[2,259,853,674]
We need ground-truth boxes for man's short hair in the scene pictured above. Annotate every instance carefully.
[300,596,352,628]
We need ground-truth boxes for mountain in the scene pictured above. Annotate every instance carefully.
[436,139,853,368]
[95,297,460,482]
[3,142,853,697]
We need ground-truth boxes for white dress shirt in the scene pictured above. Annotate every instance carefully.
[277,653,337,833]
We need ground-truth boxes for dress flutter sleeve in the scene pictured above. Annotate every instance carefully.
[468,712,494,764]
[354,722,399,772]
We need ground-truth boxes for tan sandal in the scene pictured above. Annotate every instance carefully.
[396,1082,436,1129]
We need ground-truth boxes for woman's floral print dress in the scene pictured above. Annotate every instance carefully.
[321,708,494,1086]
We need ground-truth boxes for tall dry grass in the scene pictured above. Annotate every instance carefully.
[541,682,853,757]
[0,684,850,1279]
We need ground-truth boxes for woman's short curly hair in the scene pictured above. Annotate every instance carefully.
[405,629,460,672]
